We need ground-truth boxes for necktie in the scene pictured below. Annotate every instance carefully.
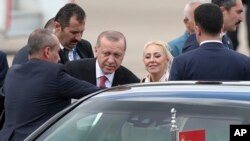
[222,35,233,49]
[72,48,77,60]
[99,76,107,88]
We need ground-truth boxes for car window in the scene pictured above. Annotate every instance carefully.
[35,100,249,141]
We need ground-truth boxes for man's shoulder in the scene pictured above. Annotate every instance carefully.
[77,39,92,48]
[12,45,29,65]
[116,66,139,80]
[182,34,199,53]
[17,45,28,53]
[228,49,250,60]
[168,32,189,48]
[113,66,139,84]
[0,50,7,57]
[116,65,133,73]
[169,32,189,44]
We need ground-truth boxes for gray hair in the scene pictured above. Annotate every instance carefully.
[96,30,126,50]
[27,29,57,55]
[184,0,208,18]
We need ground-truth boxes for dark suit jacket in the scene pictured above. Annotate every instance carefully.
[0,51,8,129]
[0,59,100,141]
[169,42,250,81]
[59,39,94,64]
[12,39,94,65]
[0,50,8,88]
[182,34,234,53]
[0,93,4,130]
[12,45,29,65]
[65,58,140,86]
[182,33,199,53]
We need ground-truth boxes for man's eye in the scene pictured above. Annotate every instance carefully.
[114,54,121,58]
[103,52,110,56]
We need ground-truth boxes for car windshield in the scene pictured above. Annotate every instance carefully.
[36,99,249,141]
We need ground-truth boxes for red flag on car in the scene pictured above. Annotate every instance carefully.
[179,129,205,141]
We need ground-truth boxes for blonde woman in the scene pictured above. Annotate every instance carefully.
[142,41,173,82]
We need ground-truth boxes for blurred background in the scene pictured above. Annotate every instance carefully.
[0,0,249,78]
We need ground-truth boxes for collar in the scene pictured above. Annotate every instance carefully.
[220,32,226,38]
[59,43,64,50]
[95,60,115,82]
[200,40,222,46]
[59,43,74,51]
[144,72,168,82]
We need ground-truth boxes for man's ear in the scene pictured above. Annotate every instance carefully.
[183,17,189,24]
[194,24,201,36]
[44,47,50,59]
[95,46,98,56]
[54,21,61,33]
[220,6,226,15]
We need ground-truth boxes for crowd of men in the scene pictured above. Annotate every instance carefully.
[1,0,250,140]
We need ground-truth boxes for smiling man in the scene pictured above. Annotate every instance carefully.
[65,30,140,88]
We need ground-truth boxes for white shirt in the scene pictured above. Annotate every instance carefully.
[143,72,168,83]
[200,40,222,46]
[95,60,114,88]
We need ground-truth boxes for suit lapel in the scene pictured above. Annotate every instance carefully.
[87,59,97,85]
[112,67,124,86]
[76,46,84,58]
[75,40,90,58]
[222,35,234,49]
[58,49,69,64]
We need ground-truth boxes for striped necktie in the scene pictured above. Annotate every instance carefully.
[99,76,107,88]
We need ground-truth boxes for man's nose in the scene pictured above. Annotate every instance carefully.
[75,33,82,41]
[107,55,115,63]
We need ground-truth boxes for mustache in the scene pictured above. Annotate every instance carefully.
[71,39,80,43]
[236,20,242,25]
[106,64,116,67]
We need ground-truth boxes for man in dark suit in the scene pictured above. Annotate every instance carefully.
[0,29,100,141]
[0,50,8,130]
[12,3,94,65]
[0,51,8,88]
[0,94,3,130]
[169,3,250,81]
[65,30,140,88]
[54,3,94,64]
[182,0,244,53]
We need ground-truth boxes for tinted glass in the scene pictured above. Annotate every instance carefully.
[36,99,250,141]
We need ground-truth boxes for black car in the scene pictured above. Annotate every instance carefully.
[25,81,250,141]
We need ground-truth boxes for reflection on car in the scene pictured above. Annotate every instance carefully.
[25,81,250,141]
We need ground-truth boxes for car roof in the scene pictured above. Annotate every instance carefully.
[24,81,250,141]
[89,81,250,103]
